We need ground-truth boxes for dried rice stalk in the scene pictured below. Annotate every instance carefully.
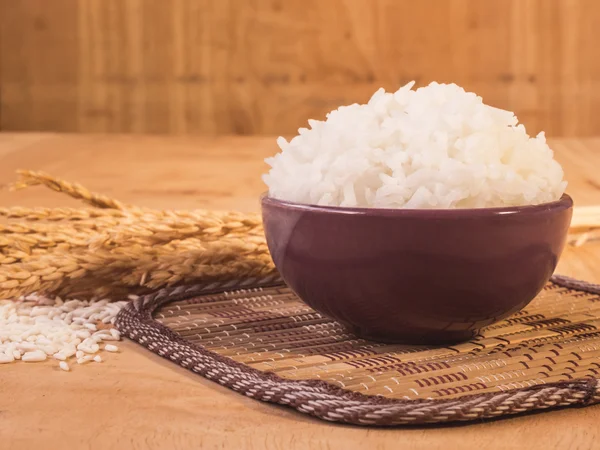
[5,171,264,242]
[12,170,128,210]
[567,206,600,247]
[1,170,599,300]
[0,237,273,299]
[567,229,600,247]
[1,171,273,299]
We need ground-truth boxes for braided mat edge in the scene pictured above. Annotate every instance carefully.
[115,274,600,426]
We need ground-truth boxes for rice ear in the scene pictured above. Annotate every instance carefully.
[0,172,274,299]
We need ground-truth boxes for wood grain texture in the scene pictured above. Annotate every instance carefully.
[0,133,599,449]
[1,0,600,136]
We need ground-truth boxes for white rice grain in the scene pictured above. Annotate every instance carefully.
[264,82,567,209]
[0,354,15,364]
[0,296,126,370]
[22,350,47,362]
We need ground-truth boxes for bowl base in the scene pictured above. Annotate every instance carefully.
[347,325,477,345]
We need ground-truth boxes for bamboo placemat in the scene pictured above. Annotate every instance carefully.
[116,274,600,426]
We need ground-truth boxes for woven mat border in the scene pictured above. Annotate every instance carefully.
[115,274,600,426]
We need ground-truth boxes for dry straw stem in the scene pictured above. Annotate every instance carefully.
[568,206,600,247]
[1,170,599,299]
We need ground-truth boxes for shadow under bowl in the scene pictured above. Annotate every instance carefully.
[261,194,573,344]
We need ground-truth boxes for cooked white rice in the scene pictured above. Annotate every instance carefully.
[263,82,567,209]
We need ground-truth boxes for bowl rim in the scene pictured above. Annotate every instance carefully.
[261,193,573,217]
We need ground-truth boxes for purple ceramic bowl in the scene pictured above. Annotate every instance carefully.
[261,194,573,344]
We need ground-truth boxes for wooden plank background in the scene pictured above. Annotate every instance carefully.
[1,0,599,136]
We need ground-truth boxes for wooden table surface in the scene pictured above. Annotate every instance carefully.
[1,133,600,450]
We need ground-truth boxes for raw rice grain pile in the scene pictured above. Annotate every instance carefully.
[264,82,567,209]
[0,295,125,370]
